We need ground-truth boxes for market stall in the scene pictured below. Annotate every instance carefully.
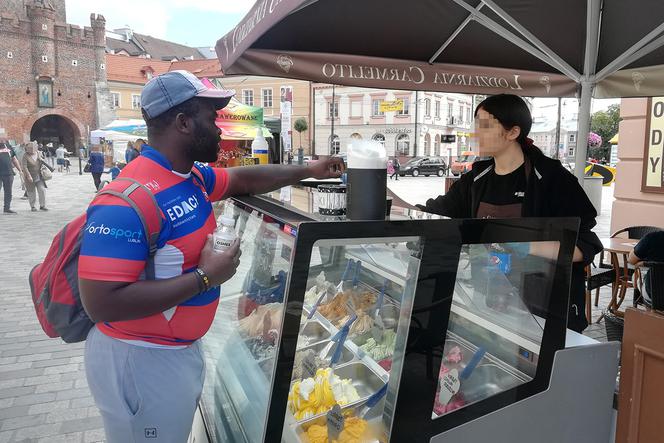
[214,97,274,167]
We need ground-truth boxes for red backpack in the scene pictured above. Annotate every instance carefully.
[29,178,162,343]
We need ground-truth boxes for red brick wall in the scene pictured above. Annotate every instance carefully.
[0,5,107,146]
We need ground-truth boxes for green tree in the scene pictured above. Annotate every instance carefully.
[590,104,620,160]
[293,118,308,149]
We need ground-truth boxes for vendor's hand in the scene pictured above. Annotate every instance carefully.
[198,235,242,287]
[307,157,345,179]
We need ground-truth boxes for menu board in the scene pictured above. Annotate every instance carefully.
[642,97,664,193]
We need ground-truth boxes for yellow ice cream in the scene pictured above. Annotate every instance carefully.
[288,368,360,420]
[305,416,369,443]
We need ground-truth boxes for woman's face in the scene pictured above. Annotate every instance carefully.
[26,144,35,154]
[474,108,519,157]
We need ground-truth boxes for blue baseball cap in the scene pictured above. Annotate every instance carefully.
[140,70,235,120]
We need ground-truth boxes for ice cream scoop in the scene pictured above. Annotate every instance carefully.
[336,311,374,336]
[288,368,360,420]
[305,416,368,443]
[358,329,397,361]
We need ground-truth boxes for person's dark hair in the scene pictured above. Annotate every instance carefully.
[474,94,533,146]
[142,97,205,133]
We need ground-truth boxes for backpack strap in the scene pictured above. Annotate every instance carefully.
[95,178,162,280]
[190,165,207,193]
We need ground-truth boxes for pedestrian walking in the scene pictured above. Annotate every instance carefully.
[55,143,67,172]
[416,94,603,333]
[0,140,24,214]
[21,141,51,212]
[78,70,344,443]
[87,146,105,190]
[390,157,401,180]
[124,141,141,164]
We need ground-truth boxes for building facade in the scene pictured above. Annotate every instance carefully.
[313,85,474,159]
[0,0,112,150]
[105,56,223,120]
[106,27,204,61]
[529,118,578,161]
[217,76,313,154]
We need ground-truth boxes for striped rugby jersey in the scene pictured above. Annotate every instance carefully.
[78,146,230,347]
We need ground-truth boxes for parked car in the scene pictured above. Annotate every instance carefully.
[399,157,448,177]
[450,151,485,176]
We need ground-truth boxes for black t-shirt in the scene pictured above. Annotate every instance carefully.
[476,164,527,219]
[0,144,16,176]
[634,231,664,299]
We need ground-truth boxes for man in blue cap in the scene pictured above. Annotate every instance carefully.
[78,70,344,442]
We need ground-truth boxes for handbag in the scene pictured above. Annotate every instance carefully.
[39,157,53,181]
[83,162,91,173]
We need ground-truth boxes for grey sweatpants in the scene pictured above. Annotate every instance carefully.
[84,326,206,443]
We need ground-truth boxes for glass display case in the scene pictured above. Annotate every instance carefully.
[199,195,578,443]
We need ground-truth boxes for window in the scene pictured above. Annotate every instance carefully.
[111,92,120,108]
[350,133,362,140]
[458,104,464,122]
[350,101,362,118]
[448,102,454,119]
[435,101,441,119]
[424,133,432,155]
[330,135,340,154]
[396,134,410,156]
[435,134,441,155]
[397,98,410,115]
[372,99,385,117]
[328,101,339,119]
[131,94,141,110]
[262,88,273,108]
[372,133,385,146]
[466,107,472,124]
[569,133,576,142]
[242,89,254,106]
[425,98,431,117]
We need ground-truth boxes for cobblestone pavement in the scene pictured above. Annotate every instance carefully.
[1,170,106,443]
[0,169,617,441]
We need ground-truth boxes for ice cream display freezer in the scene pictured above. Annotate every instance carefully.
[192,194,618,443]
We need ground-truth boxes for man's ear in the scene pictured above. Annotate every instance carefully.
[174,113,192,135]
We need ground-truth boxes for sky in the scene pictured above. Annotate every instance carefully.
[65,0,256,48]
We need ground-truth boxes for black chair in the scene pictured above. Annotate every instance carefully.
[603,308,624,342]
[633,261,664,311]
[585,265,616,324]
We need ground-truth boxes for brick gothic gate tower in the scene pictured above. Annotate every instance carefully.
[0,0,113,151]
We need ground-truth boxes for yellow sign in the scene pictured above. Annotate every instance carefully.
[642,97,664,193]
[379,99,404,112]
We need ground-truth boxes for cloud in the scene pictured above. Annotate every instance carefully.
[66,0,171,38]
[171,0,256,14]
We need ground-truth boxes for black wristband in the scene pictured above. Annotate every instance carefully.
[195,268,211,292]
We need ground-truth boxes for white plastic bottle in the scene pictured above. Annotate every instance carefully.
[213,216,237,252]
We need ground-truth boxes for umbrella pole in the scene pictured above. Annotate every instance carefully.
[575,81,593,182]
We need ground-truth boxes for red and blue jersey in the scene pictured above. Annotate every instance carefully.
[78,146,230,347]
